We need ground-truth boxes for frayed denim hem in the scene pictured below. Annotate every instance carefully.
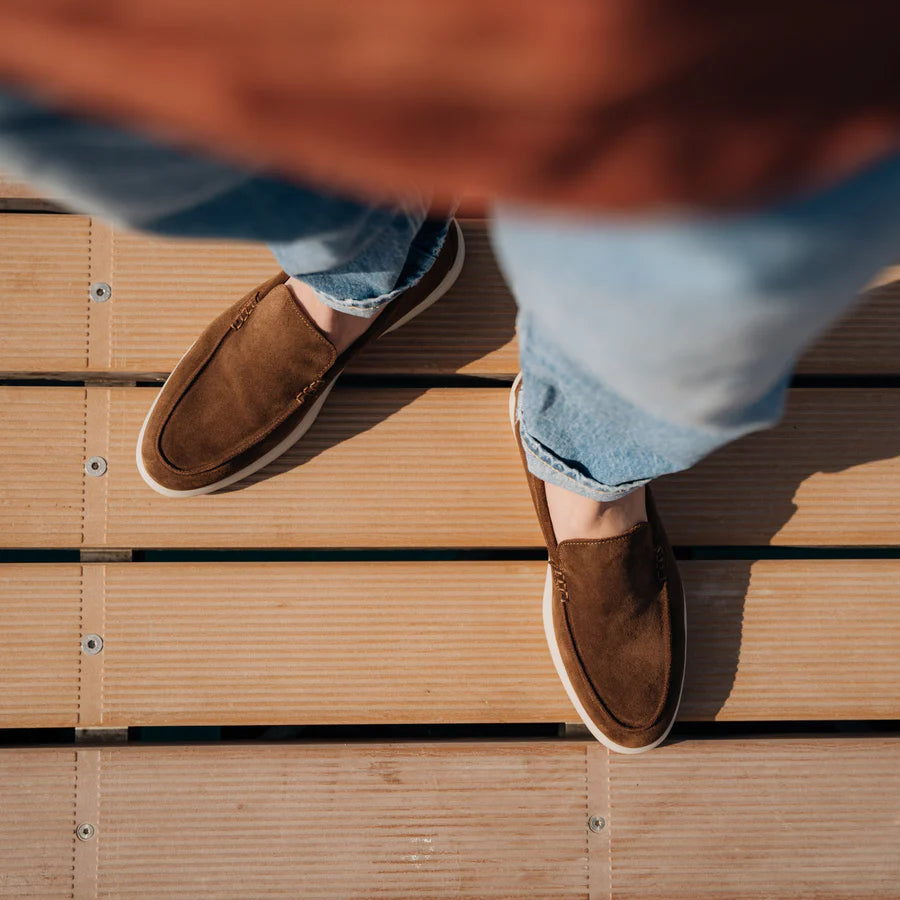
[519,421,650,503]
[309,288,396,319]
[304,217,453,319]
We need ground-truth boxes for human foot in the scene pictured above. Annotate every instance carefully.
[137,220,464,496]
[544,481,647,543]
[286,277,381,354]
[509,373,686,753]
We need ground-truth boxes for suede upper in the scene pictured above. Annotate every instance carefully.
[159,282,336,473]
[140,221,459,493]
[512,379,686,750]
[556,527,672,731]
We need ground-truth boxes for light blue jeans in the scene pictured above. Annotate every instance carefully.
[3,91,899,502]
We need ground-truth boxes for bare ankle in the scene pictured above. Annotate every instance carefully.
[286,276,379,353]
[545,482,648,543]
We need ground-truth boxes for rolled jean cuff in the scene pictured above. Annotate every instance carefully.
[518,421,650,503]
[301,216,453,319]
[310,287,398,319]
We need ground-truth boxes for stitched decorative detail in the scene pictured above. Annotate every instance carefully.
[552,565,570,603]
[296,379,323,403]
[230,292,262,330]
[655,545,667,585]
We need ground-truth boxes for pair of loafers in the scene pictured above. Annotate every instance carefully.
[136,218,685,752]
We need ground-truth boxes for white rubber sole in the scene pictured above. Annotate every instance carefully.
[509,372,687,754]
[137,219,466,498]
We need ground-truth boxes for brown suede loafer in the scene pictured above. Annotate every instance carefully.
[137,220,464,496]
[509,373,686,753]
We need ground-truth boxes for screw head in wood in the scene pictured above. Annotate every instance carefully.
[81,634,103,655]
[76,823,95,841]
[85,456,107,477]
[588,815,606,833]
[90,282,111,302]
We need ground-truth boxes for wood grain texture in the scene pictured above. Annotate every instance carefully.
[0,214,91,372]
[2,559,898,727]
[0,387,87,547]
[608,737,900,899]
[1,213,897,377]
[4,385,897,549]
[0,749,78,899]
[0,214,521,377]
[77,557,900,724]
[800,277,900,375]
[0,566,82,727]
[655,389,900,546]
[2,739,897,899]
[96,560,566,727]
[107,229,280,374]
[1,743,593,900]
[1,385,898,549]
[108,220,519,377]
[676,559,900,721]
[96,744,589,900]
[104,385,534,548]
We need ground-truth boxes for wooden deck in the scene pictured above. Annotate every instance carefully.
[1,175,898,898]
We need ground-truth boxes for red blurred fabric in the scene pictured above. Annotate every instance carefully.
[0,0,897,211]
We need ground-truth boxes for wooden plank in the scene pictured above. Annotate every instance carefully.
[869,264,900,289]
[0,749,78,899]
[0,214,519,377]
[800,277,900,375]
[2,738,897,898]
[1,386,898,548]
[106,229,282,374]
[0,565,82,727]
[96,559,566,728]
[79,557,900,724]
[1,742,593,900]
[655,388,900,546]
[0,387,87,547]
[1,212,898,377]
[79,385,900,549]
[102,385,533,548]
[108,220,519,377]
[2,559,898,728]
[607,737,900,899]
[0,214,91,372]
[678,559,900,720]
